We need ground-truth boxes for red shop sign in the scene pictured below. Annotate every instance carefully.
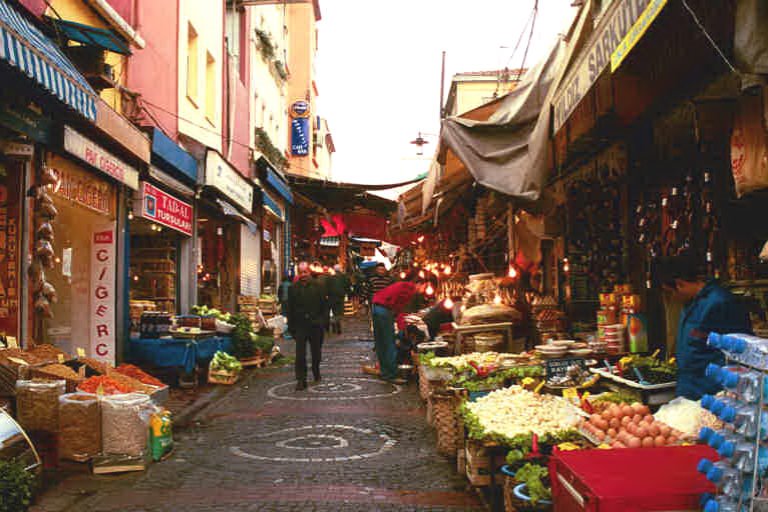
[138,182,192,236]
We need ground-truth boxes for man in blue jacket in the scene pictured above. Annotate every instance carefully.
[656,255,752,400]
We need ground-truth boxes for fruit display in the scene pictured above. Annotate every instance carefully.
[580,402,684,448]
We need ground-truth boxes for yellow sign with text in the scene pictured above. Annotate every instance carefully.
[611,0,668,72]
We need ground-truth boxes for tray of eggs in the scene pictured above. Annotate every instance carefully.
[579,402,685,449]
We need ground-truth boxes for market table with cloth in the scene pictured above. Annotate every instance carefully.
[550,445,717,511]
[129,335,233,373]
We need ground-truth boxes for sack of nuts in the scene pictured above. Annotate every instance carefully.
[59,392,101,462]
[16,379,66,432]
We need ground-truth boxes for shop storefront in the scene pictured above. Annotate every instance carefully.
[261,190,285,294]
[198,150,256,311]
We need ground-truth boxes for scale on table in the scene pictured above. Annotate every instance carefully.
[0,409,42,475]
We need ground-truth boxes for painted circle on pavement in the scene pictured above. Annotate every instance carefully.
[267,377,401,401]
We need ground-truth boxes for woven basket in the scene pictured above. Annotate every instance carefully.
[418,365,431,400]
[426,394,435,426]
[432,391,462,457]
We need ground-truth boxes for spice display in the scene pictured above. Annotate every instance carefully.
[104,369,155,394]
[59,393,101,462]
[28,344,69,362]
[78,357,109,375]
[37,364,80,381]
[78,376,133,395]
[115,364,164,387]
[16,379,65,432]
[0,349,45,367]
[101,393,151,456]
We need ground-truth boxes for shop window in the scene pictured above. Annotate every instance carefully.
[187,23,199,104]
[40,154,117,356]
[205,51,216,125]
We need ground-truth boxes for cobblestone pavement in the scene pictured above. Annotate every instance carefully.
[32,315,483,512]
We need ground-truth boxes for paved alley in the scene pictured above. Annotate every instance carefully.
[32,316,483,512]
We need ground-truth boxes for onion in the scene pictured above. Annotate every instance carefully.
[627,437,641,448]
[607,428,618,438]
[621,416,631,427]
[654,435,666,447]
[632,414,643,424]
[641,437,654,448]
[631,402,644,413]
[609,418,620,429]
[659,425,671,437]
[621,405,634,417]
[636,426,648,438]
[648,423,661,437]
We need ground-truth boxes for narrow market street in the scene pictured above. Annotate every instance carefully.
[32,315,483,512]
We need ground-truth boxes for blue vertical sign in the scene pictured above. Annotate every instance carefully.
[291,117,309,156]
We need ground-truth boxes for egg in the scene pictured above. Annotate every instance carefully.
[607,428,618,438]
[631,402,644,413]
[621,405,634,417]
[648,423,661,437]
[609,404,621,416]
[641,437,654,448]
[659,425,671,437]
[654,436,666,447]
[601,410,613,421]
[595,431,606,442]
[590,414,602,423]
[609,418,620,429]
[627,437,642,448]
[626,423,637,435]
[636,426,648,438]
[638,405,651,416]
[594,418,609,431]
[620,416,631,427]
[632,414,643,424]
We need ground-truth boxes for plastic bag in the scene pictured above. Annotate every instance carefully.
[149,409,173,461]
[266,315,287,333]
[654,397,722,439]
[16,379,65,432]
[101,393,152,456]
[59,392,101,462]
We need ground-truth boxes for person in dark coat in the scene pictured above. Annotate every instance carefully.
[287,262,328,390]
[311,261,331,333]
[328,264,350,334]
[656,254,752,400]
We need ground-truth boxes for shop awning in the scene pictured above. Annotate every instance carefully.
[439,5,584,207]
[47,17,131,55]
[151,128,198,183]
[262,192,284,220]
[216,198,257,232]
[256,157,293,204]
[0,1,98,121]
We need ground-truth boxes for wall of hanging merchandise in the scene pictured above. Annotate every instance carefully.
[29,165,59,320]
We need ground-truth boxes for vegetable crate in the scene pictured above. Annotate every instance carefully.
[208,370,239,385]
[465,443,492,487]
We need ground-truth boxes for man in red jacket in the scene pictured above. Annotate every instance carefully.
[371,278,430,383]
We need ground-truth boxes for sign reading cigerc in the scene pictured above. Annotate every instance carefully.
[552,0,652,133]
[90,225,116,365]
[138,182,193,236]
[63,125,139,190]
[204,151,253,214]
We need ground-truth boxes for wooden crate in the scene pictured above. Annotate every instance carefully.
[466,457,492,487]
[240,354,269,368]
[208,370,239,385]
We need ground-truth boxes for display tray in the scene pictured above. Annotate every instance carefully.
[168,329,216,339]
[589,367,675,390]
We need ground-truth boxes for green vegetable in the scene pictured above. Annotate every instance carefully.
[592,391,637,405]
[515,463,551,505]
[0,459,36,512]
[450,366,543,391]
[230,313,256,359]
[419,351,436,366]
[211,351,242,372]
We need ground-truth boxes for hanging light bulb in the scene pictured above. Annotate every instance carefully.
[493,294,502,305]
[426,283,435,296]
[508,266,518,278]
[443,297,454,309]
[417,235,425,243]
[418,270,426,279]
[444,265,452,276]
[563,258,570,273]
[399,271,406,279]
[460,304,467,312]
[127,209,134,220]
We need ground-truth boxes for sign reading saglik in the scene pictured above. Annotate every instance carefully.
[138,182,193,236]
[91,225,116,365]
[204,151,253,213]
[63,125,140,190]
[552,0,652,133]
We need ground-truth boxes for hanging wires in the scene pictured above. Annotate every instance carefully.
[680,0,737,74]
[517,0,539,81]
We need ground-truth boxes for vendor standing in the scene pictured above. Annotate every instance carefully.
[656,255,752,399]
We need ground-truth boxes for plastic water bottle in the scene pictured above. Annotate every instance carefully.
[719,441,768,473]
[720,369,768,403]
[710,397,741,418]
[703,496,741,512]
[709,333,768,369]
[707,431,742,450]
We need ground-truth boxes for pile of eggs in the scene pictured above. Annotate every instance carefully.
[582,402,683,449]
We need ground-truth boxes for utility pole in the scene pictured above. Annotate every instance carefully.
[439,50,446,120]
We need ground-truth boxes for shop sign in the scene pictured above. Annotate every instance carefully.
[63,125,140,190]
[263,229,271,242]
[0,170,20,336]
[53,164,113,215]
[138,182,193,236]
[0,103,52,144]
[90,225,116,365]
[204,151,253,213]
[553,0,651,132]
[611,0,668,72]
[291,117,309,156]
[290,100,310,118]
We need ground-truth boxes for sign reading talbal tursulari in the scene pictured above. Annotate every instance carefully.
[204,151,253,213]
[138,182,192,236]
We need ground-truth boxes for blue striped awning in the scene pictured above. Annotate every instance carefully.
[0,1,98,121]
[262,191,284,220]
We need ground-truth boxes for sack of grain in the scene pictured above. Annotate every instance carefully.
[16,379,65,432]
[59,392,101,462]
[101,393,152,456]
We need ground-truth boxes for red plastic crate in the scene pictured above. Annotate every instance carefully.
[550,446,718,512]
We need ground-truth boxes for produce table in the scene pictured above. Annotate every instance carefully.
[129,335,233,373]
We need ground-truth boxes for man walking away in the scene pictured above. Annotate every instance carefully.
[287,262,327,390]
[328,264,350,334]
